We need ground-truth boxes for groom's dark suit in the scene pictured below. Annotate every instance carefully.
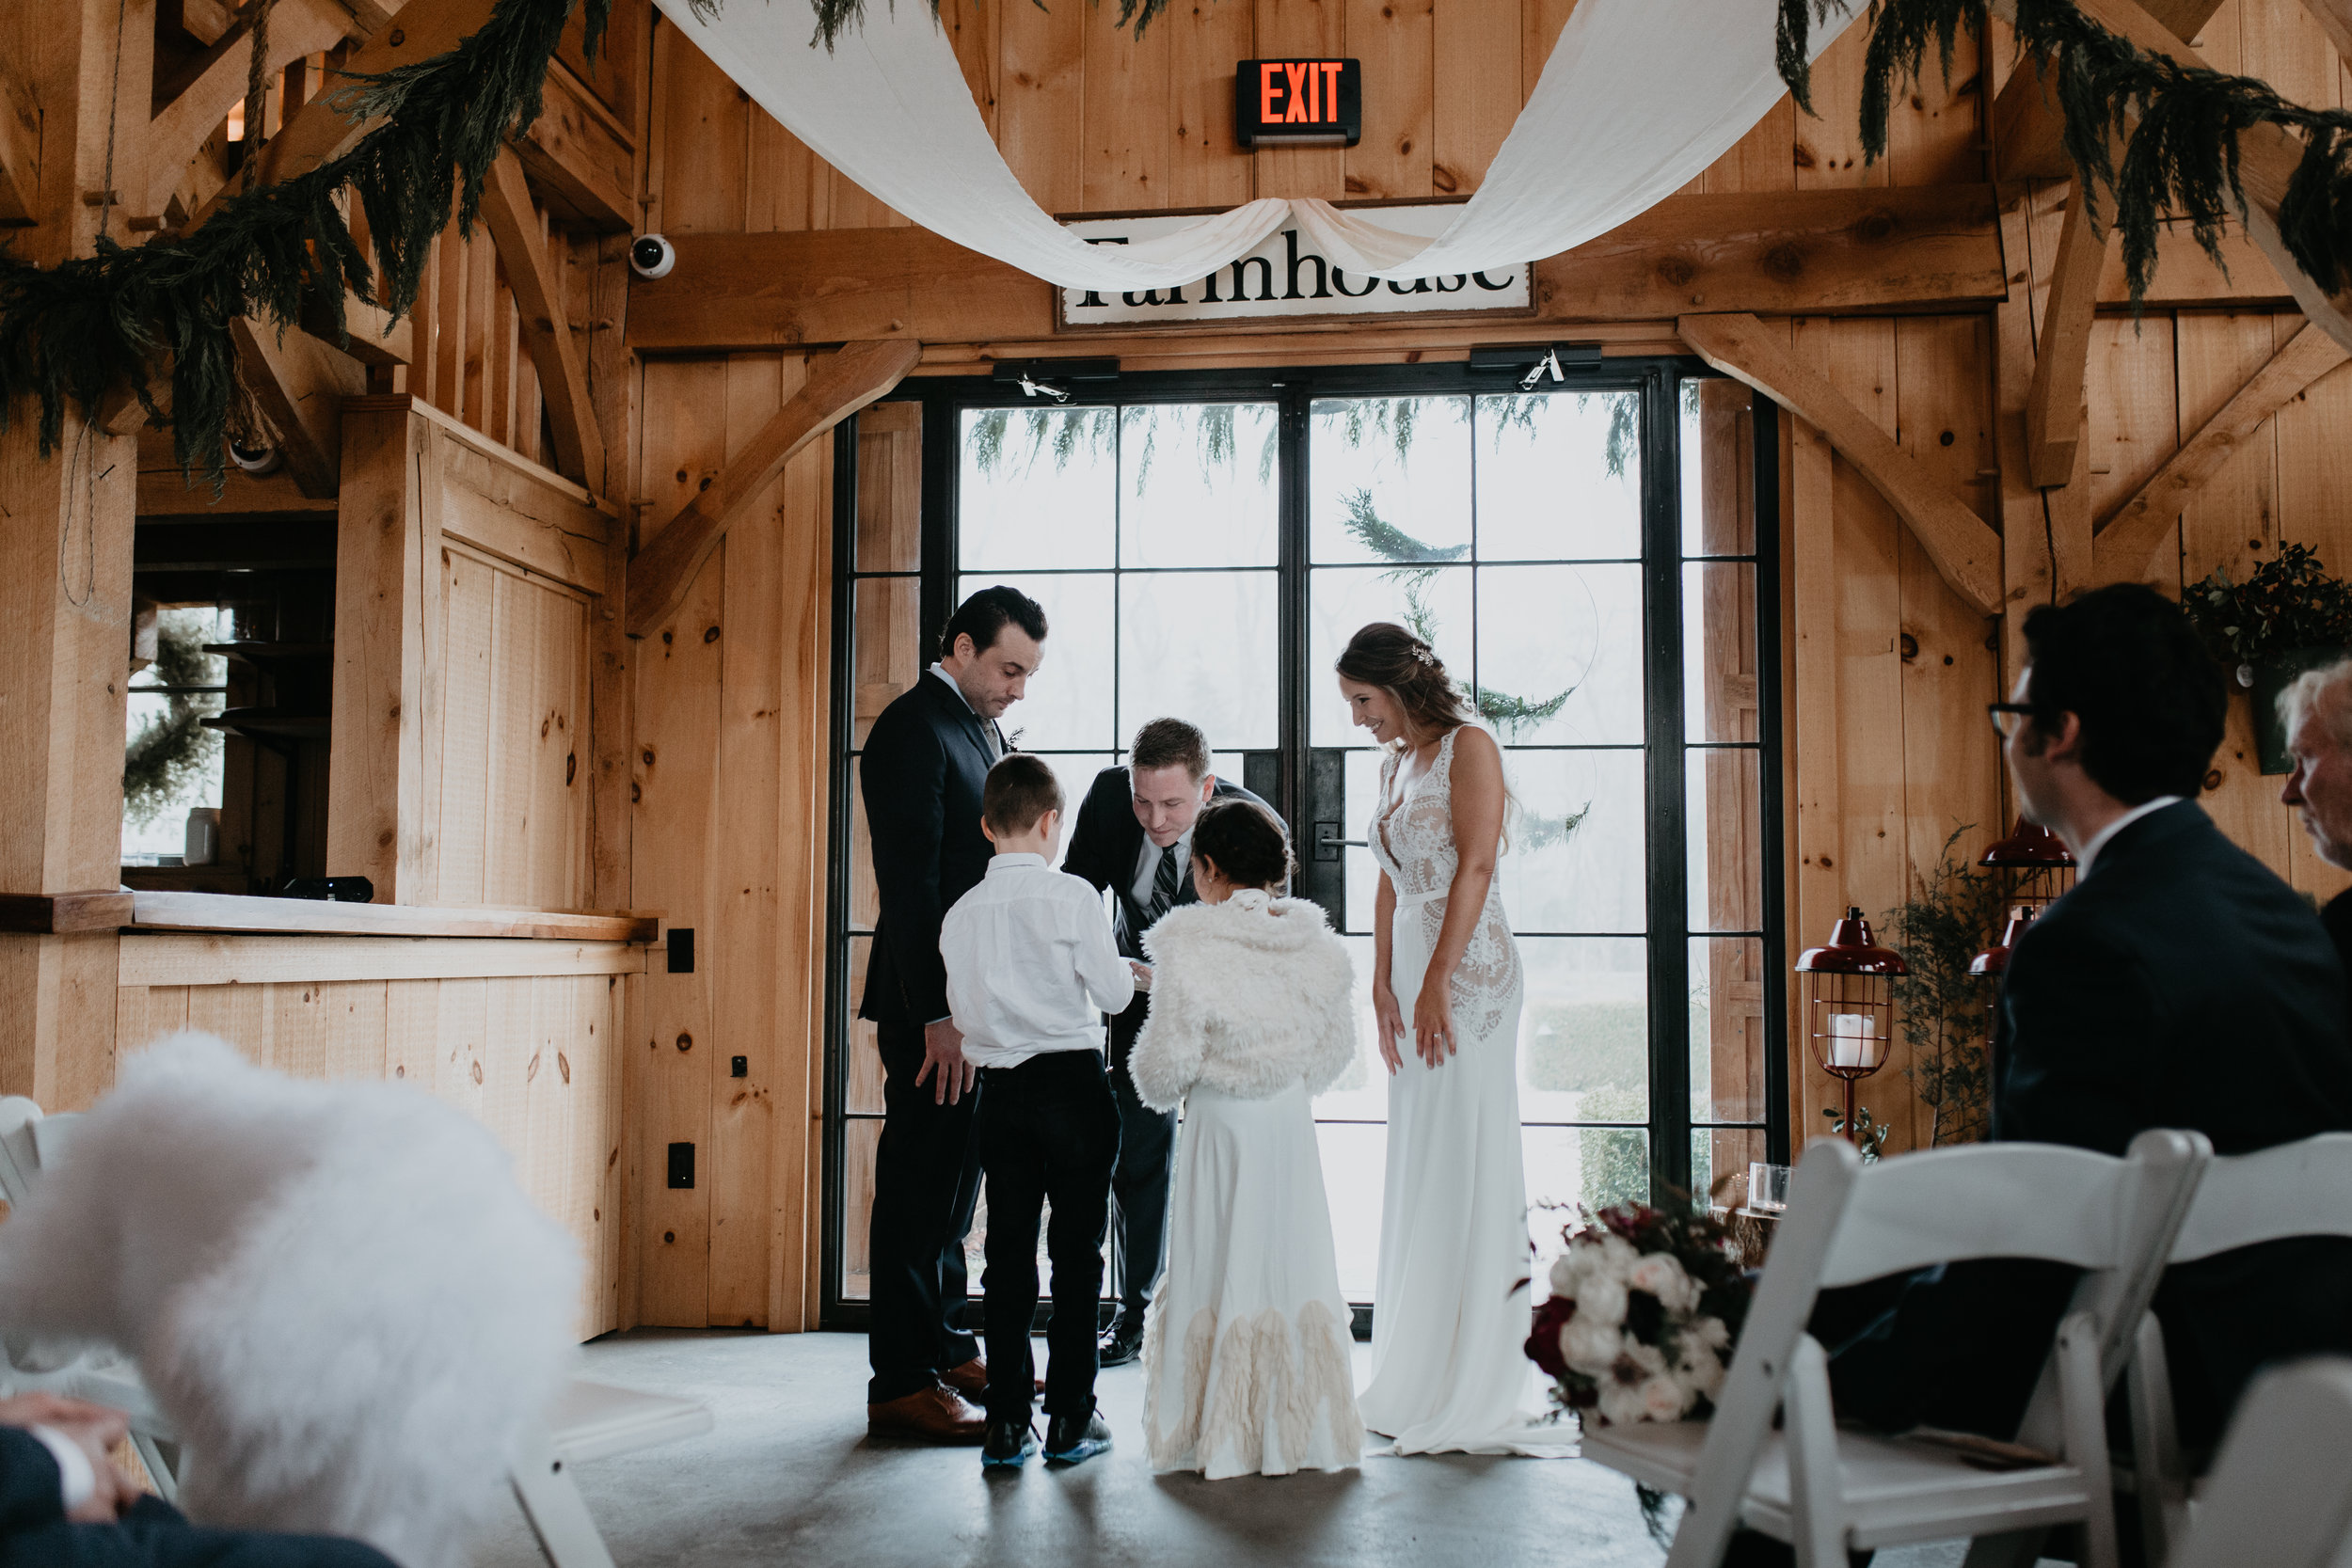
[1825,801,2352,1449]
[859,670,1004,1404]
[1062,766,1271,1323]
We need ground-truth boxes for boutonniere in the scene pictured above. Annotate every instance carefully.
[1005,727,1025,752]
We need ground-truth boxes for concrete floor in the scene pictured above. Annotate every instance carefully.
[467,1330,1989,1568]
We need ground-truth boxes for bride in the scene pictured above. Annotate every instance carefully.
[1128,799,1363,1478]
[1340,622,1564,1456]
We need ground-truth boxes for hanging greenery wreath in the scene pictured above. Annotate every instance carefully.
[0,0,612,486]
[1776,0,2352,308]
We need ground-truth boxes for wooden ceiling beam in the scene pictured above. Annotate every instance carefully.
[1678,310,2005,616]
[480,148,602,493]
[187,0,494,230]
[146,0,360,216]
[1990,0,2228,181]
[2092,318,2350,579]
[624,185,2010,354]
[230,315,367,497]
[2024,181,2106,486]
[626,340,923,640]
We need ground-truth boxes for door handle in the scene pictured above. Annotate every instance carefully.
[1313,821,1343,862]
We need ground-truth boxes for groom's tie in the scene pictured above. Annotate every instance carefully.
[1145,846,1180,927]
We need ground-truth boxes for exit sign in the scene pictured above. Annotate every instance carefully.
[1235,58,1361,148]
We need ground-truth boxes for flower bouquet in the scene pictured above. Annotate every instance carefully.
[1524,1201,1755,1426]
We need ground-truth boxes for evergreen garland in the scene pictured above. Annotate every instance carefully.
[0,0,609,485]
[1776,0,2352,304]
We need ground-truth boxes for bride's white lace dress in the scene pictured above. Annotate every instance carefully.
[1357,725,1568,1456]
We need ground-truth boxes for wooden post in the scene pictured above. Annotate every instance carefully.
[0,0,148,1107]
[326,404,444,903]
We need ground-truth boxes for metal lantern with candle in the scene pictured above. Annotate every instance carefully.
[1968,904,2040,1094]
[1977,816,2075,918]
[1794,907,1910,1146]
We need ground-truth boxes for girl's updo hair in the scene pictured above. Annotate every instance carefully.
[1335,622,1471,745]
[1192,799,1295,892]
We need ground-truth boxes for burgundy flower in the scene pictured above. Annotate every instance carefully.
[1526,1294,1577,1379]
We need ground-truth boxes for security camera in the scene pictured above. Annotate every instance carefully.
[229,441,280,476]
[629,234,676,280]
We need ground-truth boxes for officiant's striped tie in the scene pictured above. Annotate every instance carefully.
[1146,847,1180,926]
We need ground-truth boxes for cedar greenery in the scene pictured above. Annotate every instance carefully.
[0,0,610,486]
[1778,0,2352,306]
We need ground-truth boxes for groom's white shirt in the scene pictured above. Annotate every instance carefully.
[2077,794,2185,877]
[942,852,1135,1069]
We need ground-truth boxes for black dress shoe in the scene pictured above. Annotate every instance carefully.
[1097,1310,1145,1368]
[981,1416,1037,1468]
[1044,1406,1113,1465]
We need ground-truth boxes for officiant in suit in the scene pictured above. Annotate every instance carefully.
[858,585,1048,1443]
[1825,583,2352,1450]
[1061,717,1273,1368]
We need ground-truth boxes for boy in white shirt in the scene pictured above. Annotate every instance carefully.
[942,754,1138,1468]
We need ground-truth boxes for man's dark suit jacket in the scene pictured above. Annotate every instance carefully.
[1061,766,1272,967]
[0,1425,392,1567]
[857,673,999,1032]
[1829,800,2352,1449]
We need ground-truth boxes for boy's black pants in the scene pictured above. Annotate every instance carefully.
[973,1049,1120,1426]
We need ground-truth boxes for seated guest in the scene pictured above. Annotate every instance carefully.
[2280,656,2352,1000]
[0,1392,392,1567]
[1825,584,2352,1451]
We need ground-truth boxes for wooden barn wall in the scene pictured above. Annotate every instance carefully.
[628,351,833,1331]
[112,939,632,1339]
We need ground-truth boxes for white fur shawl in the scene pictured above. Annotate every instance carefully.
[1127,892,1358,1111]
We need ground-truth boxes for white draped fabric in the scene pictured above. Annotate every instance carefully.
[653,0,1861,290]
[655,0,1862,289]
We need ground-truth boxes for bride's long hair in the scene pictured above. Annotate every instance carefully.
[1336,621,1519,851]
[1334,622,1471,749]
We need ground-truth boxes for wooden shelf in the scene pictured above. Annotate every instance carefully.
[0,890,658,942]
[124,894,660,943]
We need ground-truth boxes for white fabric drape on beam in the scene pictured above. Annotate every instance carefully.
[652,0,1861,290]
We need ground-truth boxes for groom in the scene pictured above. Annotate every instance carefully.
[859,585,1048,1442]
[1062,717,1274,1367]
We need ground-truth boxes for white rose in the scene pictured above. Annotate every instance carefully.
[1561,1315,1621,1374]
[1577,1272,1629,1328]
[1597,1234,1641,1273]
[1641,1375,1692,1422]
[1548,1253,1579,1297]
[1688,1315,1731,1354]
[1673,1345,1725,1402]
[1597,1377,1650,1427]
[1626,1252,1698,1314]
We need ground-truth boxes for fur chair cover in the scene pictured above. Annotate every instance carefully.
[1129,892,1358,1111]
[0,1032,581,1567]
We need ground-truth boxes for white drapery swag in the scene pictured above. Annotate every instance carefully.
[651,0,1862,290]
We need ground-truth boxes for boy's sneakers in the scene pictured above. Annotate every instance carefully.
[981,1417,1038,1468]
[1043,1406,1114,1465]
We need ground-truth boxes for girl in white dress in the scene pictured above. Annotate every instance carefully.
[1129,799,1365,1479]
[1340,622,1566,1457]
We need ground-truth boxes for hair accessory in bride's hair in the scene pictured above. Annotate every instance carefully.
[1411,642,1437,668]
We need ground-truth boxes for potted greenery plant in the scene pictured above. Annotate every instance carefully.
[2181,544,2352,774]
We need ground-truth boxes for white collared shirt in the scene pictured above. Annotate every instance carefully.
[2078,795,2185,876]
[1132,829,1192,911]
[942,852,1136,1069]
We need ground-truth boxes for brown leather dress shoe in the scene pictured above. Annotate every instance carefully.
[866,1384,987,1443]
[942,1355,1044,1399]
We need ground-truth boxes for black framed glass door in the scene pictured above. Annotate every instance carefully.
[822,361,1787,1324]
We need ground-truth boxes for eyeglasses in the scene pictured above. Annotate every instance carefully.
[1988,703,2040,739]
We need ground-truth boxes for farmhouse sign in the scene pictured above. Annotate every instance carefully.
[1057,205,1534,329]
[1235,57,1361,147]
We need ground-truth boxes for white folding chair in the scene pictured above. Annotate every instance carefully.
[2163,1357,2352,1568]
[2119,1132,2352,1564]
[1581,1128,2210,1568]
[0,1096,710,1568]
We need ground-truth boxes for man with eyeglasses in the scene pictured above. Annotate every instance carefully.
[1791,585,2352,1549]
